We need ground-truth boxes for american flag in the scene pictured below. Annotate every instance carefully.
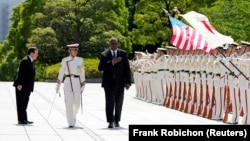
[169,16,212,53]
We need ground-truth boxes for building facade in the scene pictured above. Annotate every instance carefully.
[0,0,24,41]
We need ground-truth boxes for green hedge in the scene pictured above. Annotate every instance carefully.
[45,58,102,80]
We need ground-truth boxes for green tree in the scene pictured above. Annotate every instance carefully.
[27,27,59,65]
[200,0,250,42]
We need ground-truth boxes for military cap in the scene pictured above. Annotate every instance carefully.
[67,43,79,48]
[166,46,177,50]
[231,42,239,46]
[157,48,167,52]
[135,51,146,56]
[240,41,250,46]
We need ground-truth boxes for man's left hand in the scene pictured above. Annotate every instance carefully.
[125,84,130,90]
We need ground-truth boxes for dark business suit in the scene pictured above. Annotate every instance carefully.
[98,49,131,123]
[13,56,35,123]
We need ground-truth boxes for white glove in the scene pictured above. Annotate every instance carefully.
[225,57,232,62]
[81,85,85,92]
[56,83,60,93]
[216,57,222,62]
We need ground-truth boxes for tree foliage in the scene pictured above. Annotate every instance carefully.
[0,0,249,81]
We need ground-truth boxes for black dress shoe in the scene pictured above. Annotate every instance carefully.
[25,121,34,124]
[108,122,114,128]
[18,121,27,125]
[114,122,120,127]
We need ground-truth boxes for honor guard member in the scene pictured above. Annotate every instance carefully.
[178,50,188,111]
[235,41,250,124]
[150,53,159,104]
[173,49,182,110]
[164,46,177,107]
[142,54,154,102]
[130,51,144,99]
[223,42,240,124]
[212,47,224,120]
[201,52,210,117]
[206,52,216,119]
[163,46,173,107]
[183,50,192,113]
[56,43,86,128]
[168,47,179,108]
[155,48,167,105]
[135,52,147,100]
[193,49,204,115]
[188,50,196,114]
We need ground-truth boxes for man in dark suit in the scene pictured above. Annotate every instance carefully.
[98,37,131,128]
[13,47,38,125]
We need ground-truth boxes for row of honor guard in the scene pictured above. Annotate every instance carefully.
[130,41,250,124]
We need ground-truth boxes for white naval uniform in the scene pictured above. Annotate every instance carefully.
[194,55,202,115]
[188,55,196,114]
[206,54,215,118]
[168,55,177,108]
[212,54,224,120]
[155,55,168,105]
[236,52,250,124]
[178,54,186,111]
[183,54,191,113]
[164,55,171,107]
[56,56,85,127]
[226,52,240,123]
[201,54,209,117]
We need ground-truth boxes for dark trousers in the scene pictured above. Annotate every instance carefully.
[104,81,124,123]
[15,88,31,122]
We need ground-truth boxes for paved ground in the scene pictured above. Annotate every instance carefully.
[0,82,229,141]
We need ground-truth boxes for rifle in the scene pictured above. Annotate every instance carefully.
[207,86,215,119]
[189,83,197,114]
[171,81,177,109]
[175,81,181,110]
[239,88,244,116]
[166,83,172,107]
[223,86,231,122]
[202,84,210,118]
[196,82,203,115]
[179,81,186,111]
[184,82,191,113]
[163,81,169,107]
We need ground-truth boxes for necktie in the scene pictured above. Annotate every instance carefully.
[112,51,116,58]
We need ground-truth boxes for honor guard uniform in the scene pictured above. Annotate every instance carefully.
[142,54,154,102]
[212,47,224,120]
[206,53,216,119]
[183,50,192,113]
[136,52,147,100]
[173,49,182,110]
[235,41,250,124]
[168,48,178,108]
[224,43,240,124]
[155,48,167,105]
[201,52,209,117]
[193,49,203,115]
[163,46,175,107]
[150,53,159,104]
[164,46,177,108]
[56,43,86,128]
[131,51,144,99]
[178,50,188,111]
[188,50,197,114]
